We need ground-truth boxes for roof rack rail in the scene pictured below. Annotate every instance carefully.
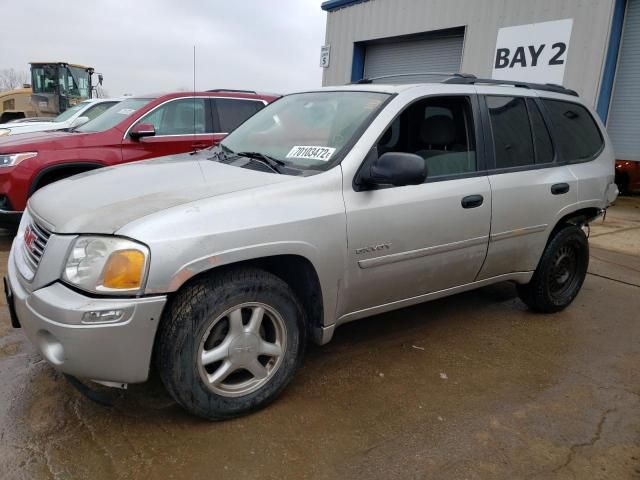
[442,76,578,96]
[355,72,477,84]
[206,89,257,94]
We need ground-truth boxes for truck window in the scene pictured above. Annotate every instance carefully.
[487,96,535,169]
[137,98,210,135]
[527,98,554,164]
[541,99,604,163]
[377,96,477,178]
[216,99,264,133]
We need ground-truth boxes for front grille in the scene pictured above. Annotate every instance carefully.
[21,218,51,272]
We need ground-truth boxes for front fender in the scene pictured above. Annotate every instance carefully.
[164,240,321,291]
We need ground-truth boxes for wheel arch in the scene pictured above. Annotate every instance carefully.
[550,206,602,239]
[165,253,326,344]
[29,161,105,196]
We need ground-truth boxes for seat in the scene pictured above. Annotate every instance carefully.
[415,115,474,177]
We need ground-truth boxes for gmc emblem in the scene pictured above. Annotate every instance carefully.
[23,226,36,252]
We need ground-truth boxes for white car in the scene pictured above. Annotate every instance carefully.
[0,98,121,136]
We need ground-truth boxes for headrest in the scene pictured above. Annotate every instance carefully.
[420,115,456,146]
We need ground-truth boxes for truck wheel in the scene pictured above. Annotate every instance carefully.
[156,268,306,420]
[517,225,589,313]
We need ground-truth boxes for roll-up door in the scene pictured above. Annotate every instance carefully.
[363,34,464,83]
[607,0,640,160]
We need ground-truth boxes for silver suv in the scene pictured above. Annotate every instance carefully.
[6,76,619,419]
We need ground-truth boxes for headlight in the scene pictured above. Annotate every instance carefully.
[0,128,10,136]
[0,152,37,167]
[63,236,149,294]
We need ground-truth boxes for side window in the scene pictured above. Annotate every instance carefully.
[527,98,554,164]
[216,99,264,133]
[541,99,604,162]
[83,102,116,121]
[377,96,477,179]
[487,96,534,169]
[138,98,209,135]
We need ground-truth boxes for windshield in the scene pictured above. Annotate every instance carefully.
[76,98,152,133]
[53,102,89,122]
[220,91,389,171]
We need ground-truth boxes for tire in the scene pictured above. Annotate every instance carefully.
[156,267,306,420]
[517,225,589,313]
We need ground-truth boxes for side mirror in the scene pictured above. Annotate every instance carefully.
[129,123,156,140]
[70,116,89,128]
[360,152,427,188]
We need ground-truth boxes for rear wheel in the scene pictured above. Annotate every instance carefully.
[156,268,306,420]
[517,225,589,313]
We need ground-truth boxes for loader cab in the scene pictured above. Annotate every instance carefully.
[30,62,97,117]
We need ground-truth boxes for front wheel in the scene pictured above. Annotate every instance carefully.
[517,225,589,313]
[156,268,306,420]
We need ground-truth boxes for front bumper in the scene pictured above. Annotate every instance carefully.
[7,247,167,384]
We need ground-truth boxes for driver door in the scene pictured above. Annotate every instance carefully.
[340,95,491,317]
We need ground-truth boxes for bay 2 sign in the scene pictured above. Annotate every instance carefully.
[492,19,573,85]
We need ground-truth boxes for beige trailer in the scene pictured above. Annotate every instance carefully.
[0,87,36,123]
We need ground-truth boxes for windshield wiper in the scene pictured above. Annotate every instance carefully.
[235,151,285,174]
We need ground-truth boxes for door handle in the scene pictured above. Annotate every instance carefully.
[551,183,570,195]
[192,142,209,149]
[461,194,484,209]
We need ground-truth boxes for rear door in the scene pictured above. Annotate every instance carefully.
[477,91,578,280]
[121,97,215,163]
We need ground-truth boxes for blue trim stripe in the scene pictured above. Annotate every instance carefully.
[351,43,366,83]
[597,0,627,122]
[321,0,369,12]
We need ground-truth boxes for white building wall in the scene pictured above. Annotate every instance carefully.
[322,0,615,106]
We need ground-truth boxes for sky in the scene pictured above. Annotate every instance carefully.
[0,0,327,96]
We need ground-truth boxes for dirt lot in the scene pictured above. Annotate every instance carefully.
[0,198,639,480]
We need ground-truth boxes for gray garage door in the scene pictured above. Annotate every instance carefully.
[363,34,464,84]
[607,0,640,161]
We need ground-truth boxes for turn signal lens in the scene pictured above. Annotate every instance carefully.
[102,250,145,289]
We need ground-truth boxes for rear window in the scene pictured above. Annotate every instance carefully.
[487,96,535,169]
[541,99,603,162]
[216,99,264,133]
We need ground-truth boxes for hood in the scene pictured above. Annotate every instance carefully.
[28,153,297,234]
[0,130,79,151]
[2,121,65,136]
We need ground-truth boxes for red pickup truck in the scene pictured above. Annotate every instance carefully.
[0,90,279,225]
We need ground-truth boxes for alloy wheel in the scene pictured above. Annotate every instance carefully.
[197,302,287,397]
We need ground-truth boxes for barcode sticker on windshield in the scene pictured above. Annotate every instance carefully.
[286,146,336,162]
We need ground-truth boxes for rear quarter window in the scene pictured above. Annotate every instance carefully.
[541,99,604,163]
